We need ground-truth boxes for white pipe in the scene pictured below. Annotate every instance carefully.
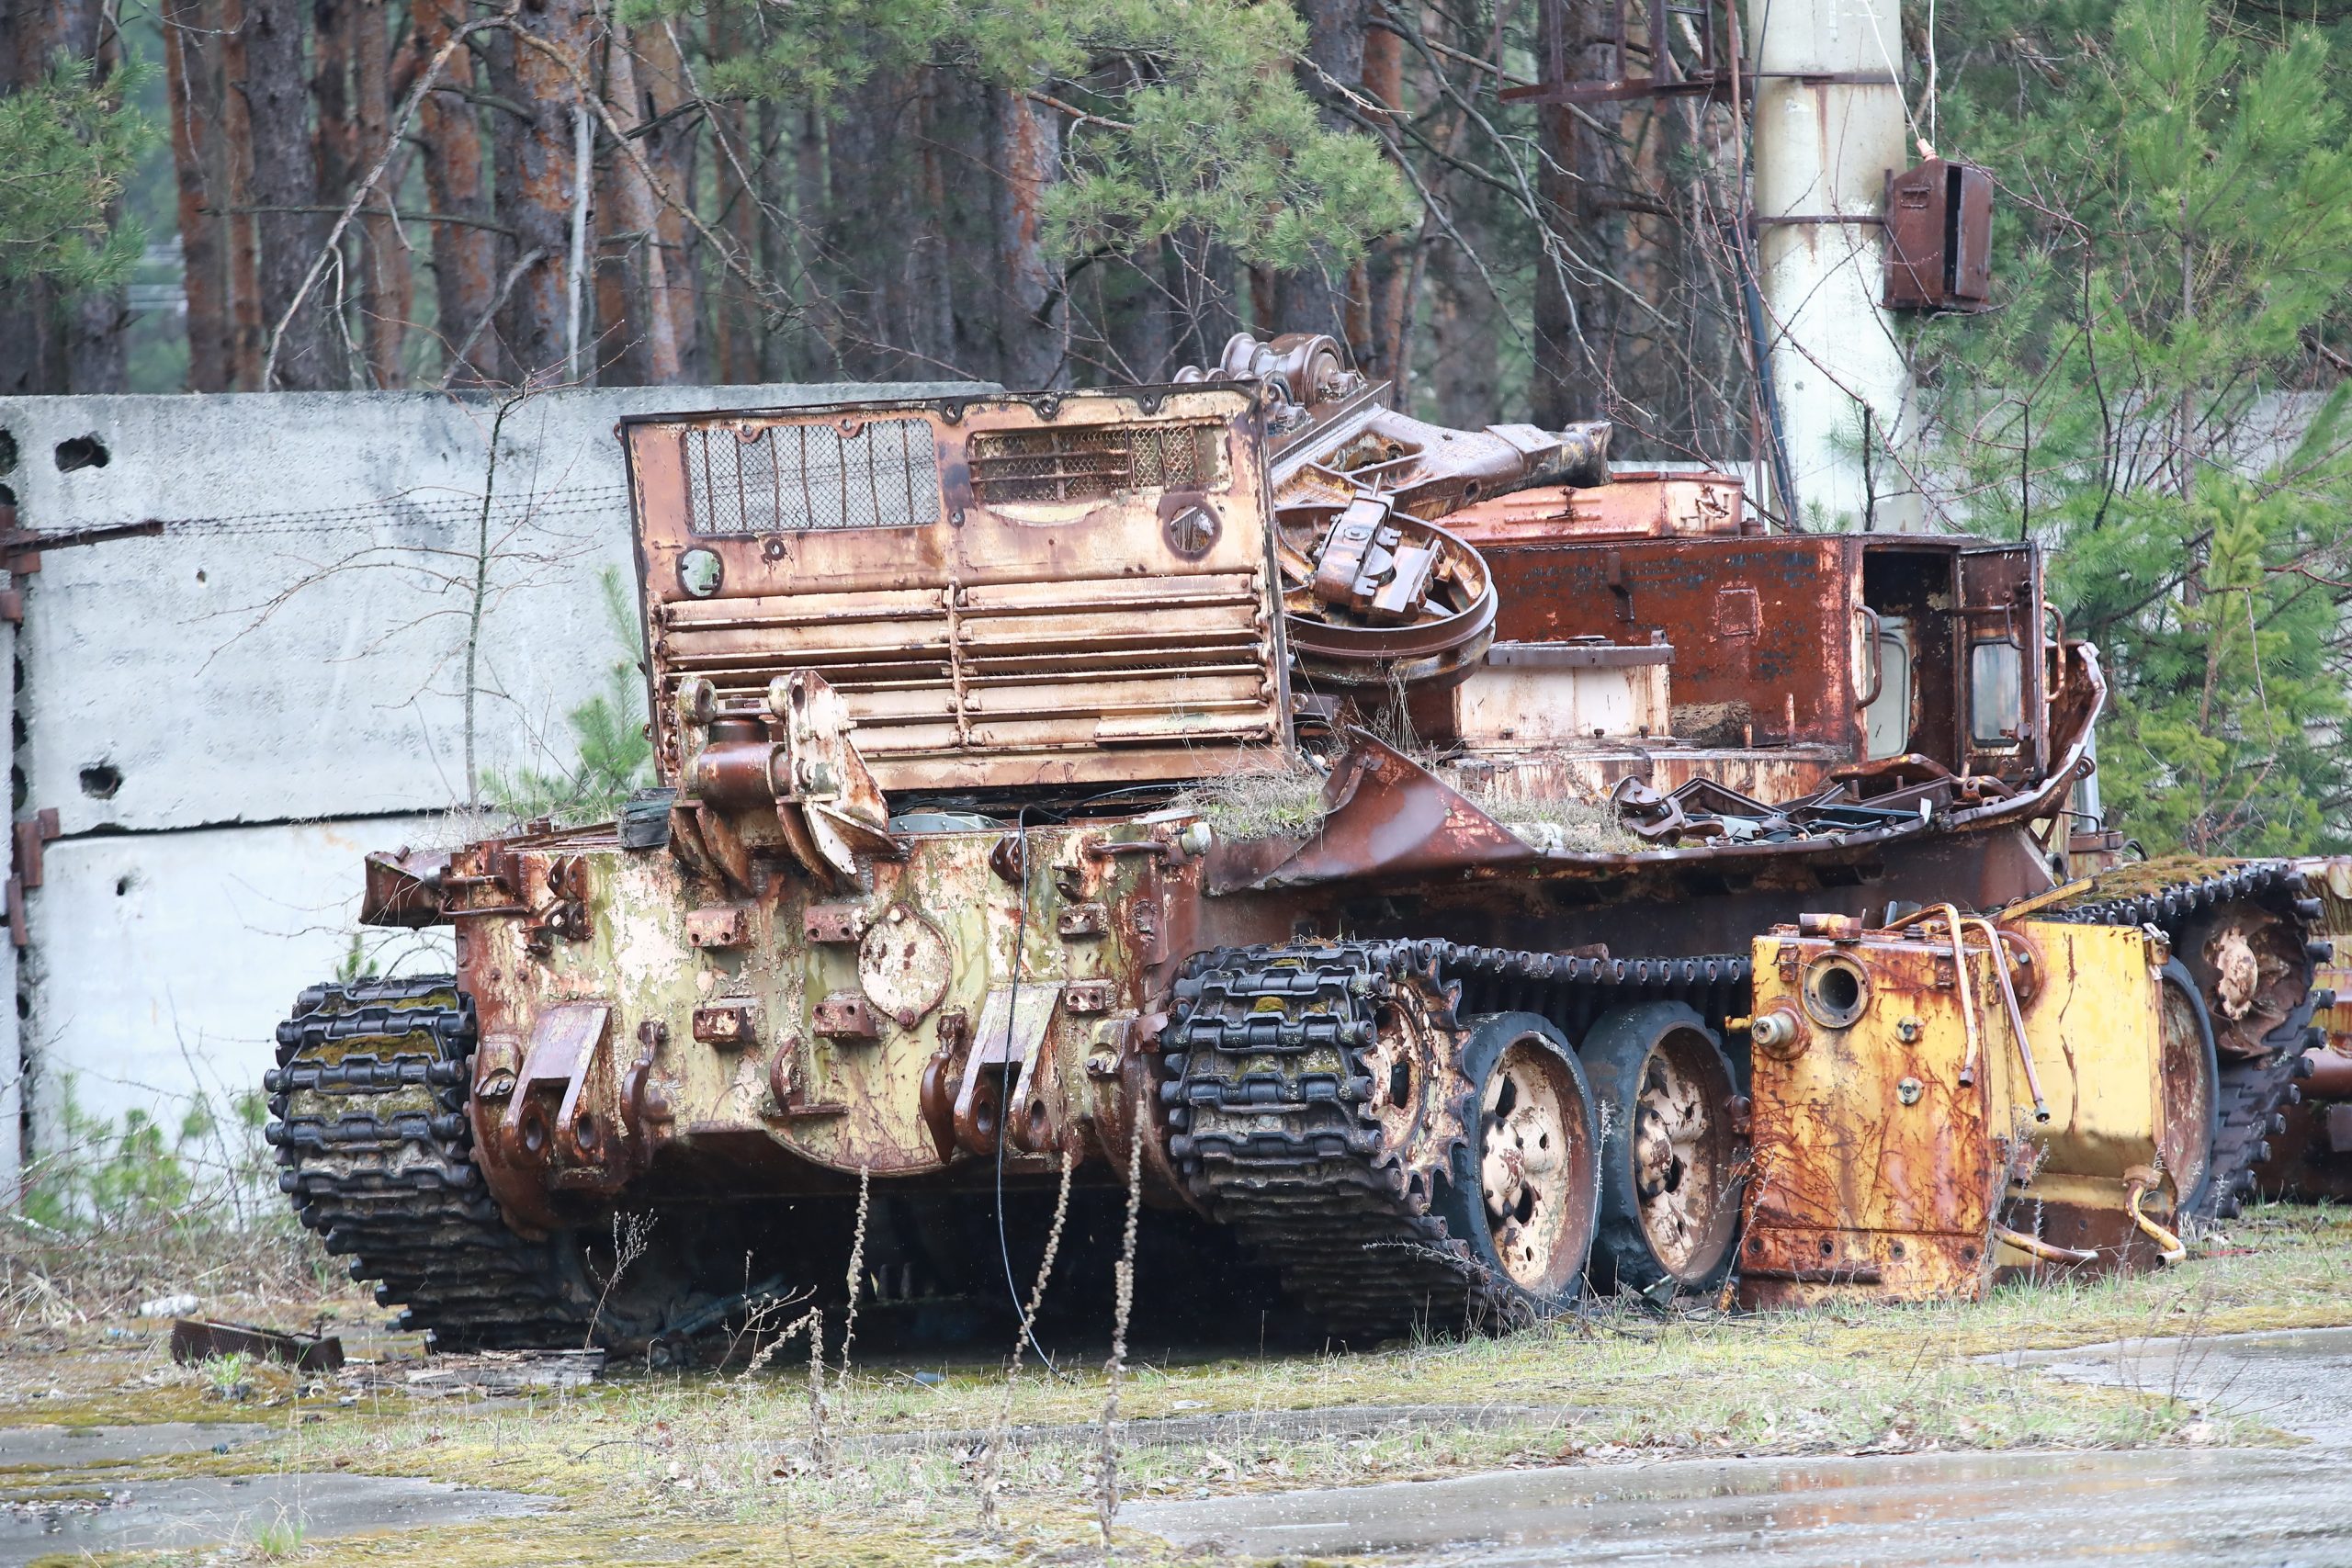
[1747,0,1918,530]
[564,104,594,385]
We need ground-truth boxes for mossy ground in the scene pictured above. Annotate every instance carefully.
[10,1202,2352,1566]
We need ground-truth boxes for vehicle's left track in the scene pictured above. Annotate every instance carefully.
[266,975,592,1350]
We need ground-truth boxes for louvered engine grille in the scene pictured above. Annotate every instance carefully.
[683,419,943,535]
[657,572,1277,788]
[968,423,1217,504]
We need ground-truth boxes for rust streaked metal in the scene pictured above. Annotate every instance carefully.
[261,332,2327,1353]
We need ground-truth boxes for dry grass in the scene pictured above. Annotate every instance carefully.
[1462,785,1645,855]
[10,1204,2352,1564]
[1174,760,1329,843]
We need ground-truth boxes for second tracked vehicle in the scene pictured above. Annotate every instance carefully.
[270,335,2329,1350]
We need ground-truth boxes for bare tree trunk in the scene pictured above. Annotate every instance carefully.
[489,0,594,382]
[1360,23,1409,387]
[990,87,1066,389]
[709,11,762,384]
[785,104,829,378]
[1533,89,1618,429]
[1272,0,1366,343]
[603,28,681,384]
[351,0,409,386]
[632,20,701,383]
[221,0,266,387]
[247,0,341,387]
[414,0,500,384]
[164,0,236,391]
[67,4,130,392]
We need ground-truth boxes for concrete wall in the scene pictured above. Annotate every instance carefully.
[0,382,974,1198]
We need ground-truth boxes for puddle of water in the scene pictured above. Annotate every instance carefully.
[1128,1447,2337,1568]
[0,1473,543,1564]
[1132,1328,2352,1566]
[0,1423,269,1470]
[1993,1325,2352,1447]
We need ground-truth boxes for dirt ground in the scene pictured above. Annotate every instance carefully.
[5,1202,2352,1566]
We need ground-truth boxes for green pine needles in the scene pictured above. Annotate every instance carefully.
[0,59,153,295]
[1917,0,2352,853]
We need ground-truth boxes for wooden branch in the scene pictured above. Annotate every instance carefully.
[438,246,546,389]
[504,27,792,322]
[206,203,517,238]
[264,5,522,389]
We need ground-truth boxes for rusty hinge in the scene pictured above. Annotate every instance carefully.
[6,875,24,948]
[13,809,58,889]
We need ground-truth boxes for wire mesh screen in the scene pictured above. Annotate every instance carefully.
[968,423,1217,504]
[682,419,944,534]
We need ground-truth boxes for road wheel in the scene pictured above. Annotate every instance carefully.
[1432,1013,1600,1322]
[1578,1002,1744,1295]
[2156,958,2222,1221]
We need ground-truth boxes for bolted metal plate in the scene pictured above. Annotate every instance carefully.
[814,990,881,1041]
[685,905,752,949]
[692,998,759,1050]
[859,905,953,1028]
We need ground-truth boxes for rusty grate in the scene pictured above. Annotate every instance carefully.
[969,423,1216,504]
[682,419,942,535]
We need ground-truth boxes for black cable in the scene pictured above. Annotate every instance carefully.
[994,802,1056,1372]
[990,780,1188,1371]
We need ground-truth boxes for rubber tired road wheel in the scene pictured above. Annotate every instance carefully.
[1579,1002,1743,1295]
[2156,957,2222,1221]
[1433,1013,1601,1323]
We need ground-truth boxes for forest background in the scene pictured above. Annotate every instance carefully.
[5,0,2352,856]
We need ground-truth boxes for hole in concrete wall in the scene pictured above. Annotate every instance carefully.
[0,430,17,474]
[114,874,133,897]
[53,435,108,472]
[0,484,14,509]
[79,763,121,799]
[13,993,25,1021]
[10,764,23,815]
[196,569,207,583]
[11,712,25,750]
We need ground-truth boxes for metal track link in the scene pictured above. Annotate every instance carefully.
[1163,941,1748,1340]
[2039,861,2323,1222]
[266,975,591,1350]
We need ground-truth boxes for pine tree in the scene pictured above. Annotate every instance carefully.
[1917,0,2352,852]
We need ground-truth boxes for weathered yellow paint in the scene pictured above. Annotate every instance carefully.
[1741,918,2173,1308]
[466,816,1164,1213]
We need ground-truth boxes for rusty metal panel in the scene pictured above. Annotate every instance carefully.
[625,389,1287,793]
[1883,159,1994,311]
[1740,931,1996,1306]
[1740,918,2173,1309]
[1481,536,1863,750]
[1443,474,1748,544]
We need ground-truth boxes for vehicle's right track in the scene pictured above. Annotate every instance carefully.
[1164,940,1747,1340]
[2041,860,2324,1221]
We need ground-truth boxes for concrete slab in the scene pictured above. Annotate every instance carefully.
[29,818,446,1136]
[1125,1446,2336,1567]
[0,1422,266,1469]
[0,1472,542,1562]
[1995,1324,2352,1446]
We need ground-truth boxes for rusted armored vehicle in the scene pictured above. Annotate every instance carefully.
[269,336,2327,1350]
